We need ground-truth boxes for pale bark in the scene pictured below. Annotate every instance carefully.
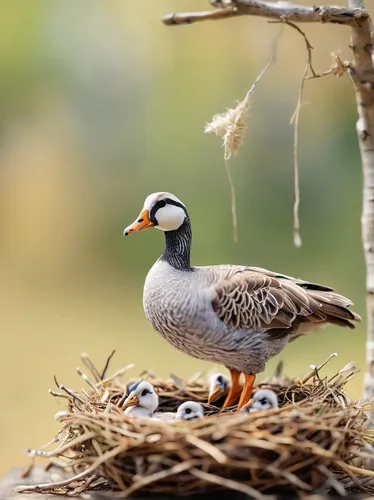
[163,0,374,423]
[162,1,368,26]
[347,0,374,425]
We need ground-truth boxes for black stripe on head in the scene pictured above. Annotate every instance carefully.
[127,380,141,395]
[149,198,188,226]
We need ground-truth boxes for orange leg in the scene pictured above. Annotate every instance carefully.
[222,368,242,408]
[237,374,256,411]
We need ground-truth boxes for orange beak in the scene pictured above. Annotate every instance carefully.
[122,393,139,410]
[124,209,154,236]
[208,385,228,404]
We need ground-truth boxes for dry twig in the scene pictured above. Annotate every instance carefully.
[101,350,116,380]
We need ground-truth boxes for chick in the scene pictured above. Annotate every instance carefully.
[122,381,158,418]
[176,401,204,421]
[241,389,279,413]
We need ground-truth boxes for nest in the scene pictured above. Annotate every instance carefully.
[16,353,374,498]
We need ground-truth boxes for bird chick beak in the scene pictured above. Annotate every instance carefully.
[122,393,139,409]
[124,209,154,236]
[208,385,228,404]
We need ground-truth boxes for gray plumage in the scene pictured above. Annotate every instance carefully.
[126,192,361,378]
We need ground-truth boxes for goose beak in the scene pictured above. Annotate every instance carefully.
[122,393,139,409]
[208,385,227,404]
[124,209,154,236]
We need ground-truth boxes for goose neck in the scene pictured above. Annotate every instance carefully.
[161,217,192,271]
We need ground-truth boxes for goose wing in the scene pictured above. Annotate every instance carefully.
[211,267,360,334]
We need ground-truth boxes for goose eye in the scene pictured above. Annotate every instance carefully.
[141,389,150,397]
[185,408,192,414]
[259,398,269,405]
[216,375,223,384]
[158,200,166,208]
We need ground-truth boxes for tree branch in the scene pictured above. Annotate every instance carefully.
[162,0,368,27]
[349,0,373,73]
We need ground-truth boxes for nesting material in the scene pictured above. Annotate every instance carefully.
[17,354,374,498]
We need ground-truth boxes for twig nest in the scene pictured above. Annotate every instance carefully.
[17,355,374,497]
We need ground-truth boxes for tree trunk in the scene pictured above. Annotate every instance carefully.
[347,0,374,426]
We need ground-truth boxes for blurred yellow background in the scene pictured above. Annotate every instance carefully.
[0,0,368,475]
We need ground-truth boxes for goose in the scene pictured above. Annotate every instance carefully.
[152,401,205,422]
[176,401,204,420]
[126,380,142,397]
[124,192,361,411]
[208,373,231,404]
[241,389,279,413]
[122,381,158,418]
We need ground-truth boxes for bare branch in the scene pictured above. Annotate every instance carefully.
[162,0,368,27]
[162,7,236,25]
[284,21,317,78]
[101,349,116,380]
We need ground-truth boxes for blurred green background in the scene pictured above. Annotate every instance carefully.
[0,0,367,475]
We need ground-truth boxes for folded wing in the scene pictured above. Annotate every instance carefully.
[211,268,361,336]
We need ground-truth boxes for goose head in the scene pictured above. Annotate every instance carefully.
[122,381,159,417]
[208,373,230,404]
[176,401,204,421]
[126,380,143,396]
[124,192,187,235]
[242,389,279,413]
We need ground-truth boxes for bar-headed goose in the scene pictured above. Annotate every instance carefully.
[122,381,158,418]
[124,192,361,410]
[242,389,279,412]
[176,401,204,421]
[208,373,231,404]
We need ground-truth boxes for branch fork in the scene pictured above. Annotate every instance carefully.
[162,0,369,27]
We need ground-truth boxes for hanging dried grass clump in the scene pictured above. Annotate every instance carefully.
[204,29,281,160]
[16,353,374,498]
[205,97,251,161]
